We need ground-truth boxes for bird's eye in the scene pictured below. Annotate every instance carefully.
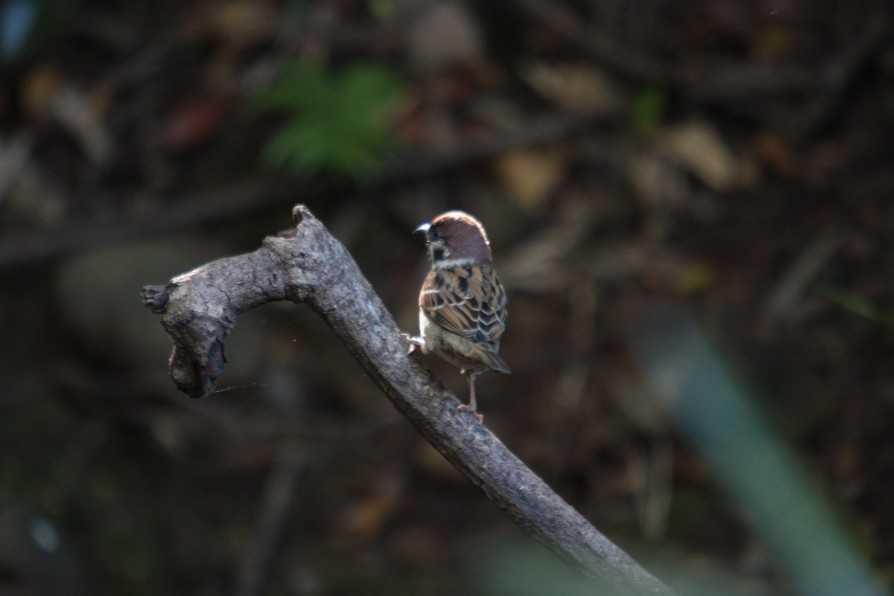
[430,228,442,240]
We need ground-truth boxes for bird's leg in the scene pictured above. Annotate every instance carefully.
[401,333,427,355]
[458,369,484,422]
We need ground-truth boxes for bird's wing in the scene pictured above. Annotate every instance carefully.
[420,263,507,346]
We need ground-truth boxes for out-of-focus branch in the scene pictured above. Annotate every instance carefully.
[510,0,890,138]
[1,113,591,273]
[141,204,673,594]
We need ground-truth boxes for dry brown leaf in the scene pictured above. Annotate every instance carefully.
[21,64,63,118]
[210,0,279,45]
[522,62,621,116]
[494,148,566,210]
[656,121,739,191]
[342,477,404,540]
[754,132,802,177]
[407,2,484,72]
[752,23,792,60]
[163,94,232,151]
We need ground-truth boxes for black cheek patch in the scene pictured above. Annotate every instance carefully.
[458,276,469,294]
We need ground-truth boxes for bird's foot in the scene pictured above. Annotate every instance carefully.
[401,333,426,355]
[458,403,484,422]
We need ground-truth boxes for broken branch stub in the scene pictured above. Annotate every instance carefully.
[141,204,674,594]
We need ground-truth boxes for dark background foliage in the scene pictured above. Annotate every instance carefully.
[1,0,892,594]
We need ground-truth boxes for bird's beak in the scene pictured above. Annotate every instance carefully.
[414,222,431,235]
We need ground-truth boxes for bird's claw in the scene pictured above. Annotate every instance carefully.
[458,404,484,422]
[402,333,426,356]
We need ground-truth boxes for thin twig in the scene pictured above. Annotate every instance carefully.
[141,205,674,594]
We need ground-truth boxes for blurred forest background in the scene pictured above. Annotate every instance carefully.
[1,0,893,594]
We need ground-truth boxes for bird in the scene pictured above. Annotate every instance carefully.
[406,210,510,419]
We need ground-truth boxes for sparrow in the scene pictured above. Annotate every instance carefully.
[407,210,510,419]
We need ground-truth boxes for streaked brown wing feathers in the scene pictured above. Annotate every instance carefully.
[420,264,507,344]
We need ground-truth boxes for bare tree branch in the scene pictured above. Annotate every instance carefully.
[141,204,674,594]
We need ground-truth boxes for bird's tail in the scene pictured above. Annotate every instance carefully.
[481,350,511,374]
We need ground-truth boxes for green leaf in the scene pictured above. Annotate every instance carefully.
[253,61,403,179]
[631,86,667,136]
[819,286,894,330]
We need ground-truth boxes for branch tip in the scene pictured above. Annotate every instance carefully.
[141,284,170,314]
[291,204,308,226]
